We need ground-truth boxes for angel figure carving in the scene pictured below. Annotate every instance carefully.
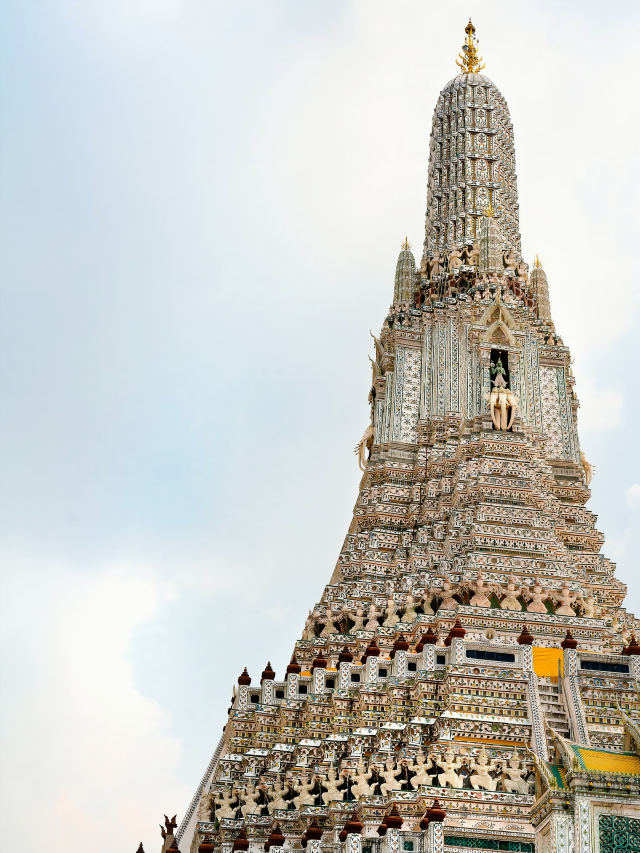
[355,423,375,472]
[448,245,463,273]
[349,603,366,633]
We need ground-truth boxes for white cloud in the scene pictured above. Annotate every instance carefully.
[626,485,640,510]
[0,560,186,853]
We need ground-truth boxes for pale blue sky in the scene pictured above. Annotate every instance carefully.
[1,2,639,851]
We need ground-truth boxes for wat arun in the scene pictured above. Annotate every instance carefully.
[154,22,640,853]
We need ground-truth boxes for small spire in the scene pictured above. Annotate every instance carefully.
[534,254,542,268]
[401,236,411,250]
[456,19,485,74]
[136,844,145,853]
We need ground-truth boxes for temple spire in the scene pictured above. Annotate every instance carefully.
[456,19,485,73]
[394,239,416,302]
[531,257,553,321]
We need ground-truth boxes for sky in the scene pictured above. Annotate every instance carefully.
[0,1,639,851]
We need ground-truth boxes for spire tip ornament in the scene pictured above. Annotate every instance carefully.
[401,236,411,250]
[456,19,485,73]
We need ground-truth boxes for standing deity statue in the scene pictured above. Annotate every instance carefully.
[526,579,549,614]
[402,592,419,623]
[320,607,338,637]
[502,751,527,794]
[470,571,493,607]
[293,773,317,809]
[365,602,380,631]
[437,748,464,789]
[428,249,446,279]
[349,603,366,633]
[383,598,400,628]
[469,747,500,791]
[302,611,316,641]
[196,789,214,822]
[349,760,374,798]
[214,788,239,819]
[240,781,263,817]
[555,584,577,617]
[448,245,463,273]
[378,758,403,796]
[421,583,436,616]
[439,577,460,611]
[321,767,344,805]
[502,249,517,274]
[500,576,523,611]
[267,779,290,813]
[408,750,436,788]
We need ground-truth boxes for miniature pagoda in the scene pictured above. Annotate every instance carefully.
[160,21,640,853]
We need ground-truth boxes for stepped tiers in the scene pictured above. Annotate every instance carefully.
[157,21,640,853]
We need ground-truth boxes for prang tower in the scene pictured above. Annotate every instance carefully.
[161,22,640,853]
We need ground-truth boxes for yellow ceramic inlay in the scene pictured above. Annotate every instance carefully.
[576,748,640,775]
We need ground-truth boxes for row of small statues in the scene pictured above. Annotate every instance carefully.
[302,573,597,639]
[198,748,532,820]
[420,244,529,284]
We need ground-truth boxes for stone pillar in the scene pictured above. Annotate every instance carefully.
[535,809,574,853]
[339,661,351,689]
[262,679,274,704]
[366,656,379,684]
[286,673,299,700]
[345,834,362,853]
[314,668,326,694]
[425,822,444,852]
[381,828,400,853]
[393,650,407,678]
[421,645,436,671]
[238,685,249,710]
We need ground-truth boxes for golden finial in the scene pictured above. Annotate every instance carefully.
[401,237,411,250]
[456,19,485,74]
[534,255,542,268]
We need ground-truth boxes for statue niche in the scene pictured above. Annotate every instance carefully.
[486,348,518,431]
